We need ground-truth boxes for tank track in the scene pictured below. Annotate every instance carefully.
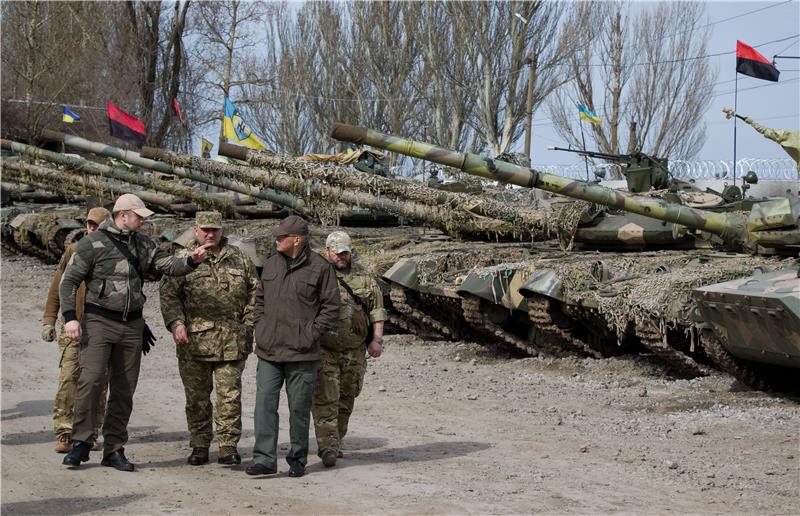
[389,284,452,339]
[700,330,769,391]
[635,320,710,377]
[526,296,604,358]
[385,313,445,340]
[461,295,537,355]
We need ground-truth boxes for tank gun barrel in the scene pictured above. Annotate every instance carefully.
[331,123,752,249]
[548,146,629,162]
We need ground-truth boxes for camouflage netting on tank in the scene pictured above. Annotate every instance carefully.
[547,252,794,340]
[353,238,536,283]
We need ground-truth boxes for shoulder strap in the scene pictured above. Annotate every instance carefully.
[337,276,369,313]
[101,229,144,283]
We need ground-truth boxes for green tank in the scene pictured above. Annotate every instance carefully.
[331,123,800,390]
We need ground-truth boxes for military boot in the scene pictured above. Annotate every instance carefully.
[218,446,241,465]
[62,441,91,467]
[321,449,337,468]
[54,433,72,454]
[187,447,209,465]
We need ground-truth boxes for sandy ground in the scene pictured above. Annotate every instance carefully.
[1,253,799,515]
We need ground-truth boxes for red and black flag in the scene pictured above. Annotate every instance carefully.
[107,101,146,147]
[736,40,780,82]
[172,97,186,125]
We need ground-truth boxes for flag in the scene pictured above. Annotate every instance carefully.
[223,97,265,150]
[62,107,81,123]
[201,137,213,158]
[107,101,146,147]
[172,97,186,124]
[736,40,779,82]
[577,103,602,125]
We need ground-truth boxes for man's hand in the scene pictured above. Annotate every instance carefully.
[172,322,189,345]
[367,340,383,358]
[41,325,56,342]
[64,320,82,340]
[190,243,215,264]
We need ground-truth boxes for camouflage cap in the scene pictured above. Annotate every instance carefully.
[86,207,110,224]
[272,215,308,237]
[326,231,352,253]
[195,211,223,229]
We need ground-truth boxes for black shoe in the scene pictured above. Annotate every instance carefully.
[101,448,135,472]
[62,441,91,467]
[187,447,209,466]
[288,461,306,478]
[245,462,277,476]
[337,450,344,459]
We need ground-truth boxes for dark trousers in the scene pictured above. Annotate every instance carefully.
[252,358,318,468]
[72,313,144,456]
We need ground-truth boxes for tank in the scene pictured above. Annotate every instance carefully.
[332,123,800,390]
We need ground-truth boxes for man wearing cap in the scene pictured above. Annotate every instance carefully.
[247,215,340,478]
[159,211,258,467]
[60,194,211,472]
[312,231,386,468]
[42,206,110,453]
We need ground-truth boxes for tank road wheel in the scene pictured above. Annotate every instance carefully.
[635,320,709,378]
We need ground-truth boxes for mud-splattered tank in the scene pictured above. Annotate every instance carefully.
[332,123,800,390]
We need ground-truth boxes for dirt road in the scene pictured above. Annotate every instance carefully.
[2,254,798,514]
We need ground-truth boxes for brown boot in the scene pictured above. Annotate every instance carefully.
[55,433,72,453]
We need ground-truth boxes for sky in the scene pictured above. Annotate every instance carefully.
[528,0,800,168]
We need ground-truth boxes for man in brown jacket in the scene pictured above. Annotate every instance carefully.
[246,215,340,478]
[41,206,110,453]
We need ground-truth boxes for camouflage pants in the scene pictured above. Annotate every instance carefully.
[312,346,367,454]
[53,330,107,437]
[177,353,246,449]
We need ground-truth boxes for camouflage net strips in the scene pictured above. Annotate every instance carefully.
[546,251,794,340]
[229,150,555,241]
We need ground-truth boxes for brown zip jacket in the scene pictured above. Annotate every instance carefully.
[253,246,341,362]
[43,243,86,326]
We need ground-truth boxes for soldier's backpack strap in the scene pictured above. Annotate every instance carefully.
[100,229,144,283]
[336,277,374,346]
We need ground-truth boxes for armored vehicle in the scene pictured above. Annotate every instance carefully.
[331,123,800,390]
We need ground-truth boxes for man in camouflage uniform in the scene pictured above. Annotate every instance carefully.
[312,231,386,468]
[60,194,210,471]
[42,207,109,453]
[159,211,258,466]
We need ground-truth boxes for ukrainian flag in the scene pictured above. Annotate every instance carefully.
[62,107,81,123]
[577,104,602,125]
[223,97,265,150]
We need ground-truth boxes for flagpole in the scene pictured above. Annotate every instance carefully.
[733,72,738,184]
[579,119,590,181]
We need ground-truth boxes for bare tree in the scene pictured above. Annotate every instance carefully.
[189,0,268,141]
[548,1,716,160]
[444,1,576,157]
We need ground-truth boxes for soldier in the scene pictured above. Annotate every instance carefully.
[724,107,800,173]
[42,206,110,453]
[159,211,258,466]
[427,166,443,188]
[312,231,386,468]
[247,215,340,478]
[60,193,210,471]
